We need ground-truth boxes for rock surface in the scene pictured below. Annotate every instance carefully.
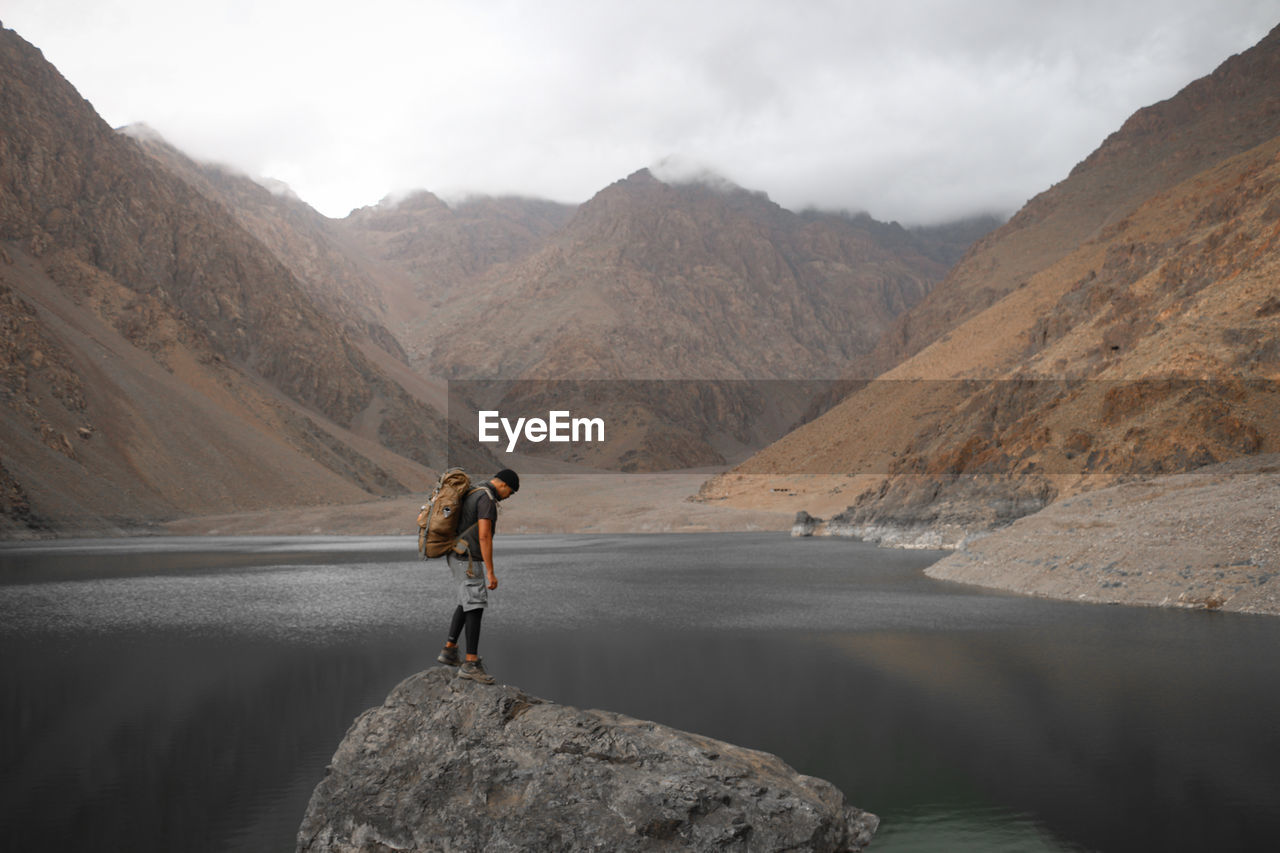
[297,668,877,852]
[791,510,823,537]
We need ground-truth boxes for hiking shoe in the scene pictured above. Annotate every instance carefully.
[437,646,460,667]
[458,658,495,685]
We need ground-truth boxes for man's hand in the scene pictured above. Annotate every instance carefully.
[487,571,499,591]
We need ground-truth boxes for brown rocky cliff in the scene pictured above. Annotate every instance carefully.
[117,126,464,469]
[724,133,1280,542]
[410,169,960,470]
[0,25,457,532]
[708,24,1280,542]
[122,126,407,362]
[0,27,374,424]
[1,244,431,535]
[426,168,951,381]
[326,165,989,472]
[0,277,87,457]
[866,22,1280,376]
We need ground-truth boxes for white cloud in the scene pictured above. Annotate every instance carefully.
[5,0,1280,222]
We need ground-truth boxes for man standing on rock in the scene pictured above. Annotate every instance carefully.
[436,469,520,684]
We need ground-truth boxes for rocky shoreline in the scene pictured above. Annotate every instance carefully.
[796,455,1280,616]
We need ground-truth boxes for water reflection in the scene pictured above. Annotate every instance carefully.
[0,630,425,853]
[878,806,1084,853]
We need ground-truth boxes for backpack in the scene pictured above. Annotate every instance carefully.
[417,468,490,559]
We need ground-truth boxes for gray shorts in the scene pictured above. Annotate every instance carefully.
[447,552,488,611]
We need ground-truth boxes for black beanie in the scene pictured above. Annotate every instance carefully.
[493,469,520,492]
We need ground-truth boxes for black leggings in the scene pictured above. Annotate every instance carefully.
[447,606,483,656]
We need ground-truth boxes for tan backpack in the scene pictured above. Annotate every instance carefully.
[417,468,485,559]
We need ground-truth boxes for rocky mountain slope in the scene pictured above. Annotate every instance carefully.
[866,22,1280,376]
[121,125,406,357]
[705,22,1280,542]
[336,191,575,312]
[118,125,469,446]
[0,26,454,534]
[127,140,971,471]
[399,170,969,469]
[423,169,953,381]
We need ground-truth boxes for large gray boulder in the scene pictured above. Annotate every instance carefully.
[297,668,878,852]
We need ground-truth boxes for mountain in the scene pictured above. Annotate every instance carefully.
[866,22,1280,376]
[421,169,952,381]
[333,173,965,383]
[118,125,466,443]
[386,169,967,469]
[1,21,996,528]
[338,191,575,297]
[323,168,979,471]
[334,191,576,364]
[0,25,455,534]
[704,22,1280,541]
[906,215,1007,268]
[121,124,405,355]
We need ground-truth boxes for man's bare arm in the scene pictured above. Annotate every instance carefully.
[478,517,497,590]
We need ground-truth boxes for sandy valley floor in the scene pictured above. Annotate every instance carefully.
[161,472,795,537]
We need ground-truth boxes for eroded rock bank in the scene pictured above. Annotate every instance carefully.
[297,668,877,852]
[796,456,1280,615]
[926,456,1280,615]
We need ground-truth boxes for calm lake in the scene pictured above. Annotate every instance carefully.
[2,533,1278,852]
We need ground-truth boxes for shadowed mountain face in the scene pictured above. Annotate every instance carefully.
[337,191,576,299]
[0,26,455,534]
[710,23,1280,540]
[121,126,407,360]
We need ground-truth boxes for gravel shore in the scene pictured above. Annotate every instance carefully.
[926,455,1280,615]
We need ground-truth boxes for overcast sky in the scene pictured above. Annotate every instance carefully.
[6,1,1280,223]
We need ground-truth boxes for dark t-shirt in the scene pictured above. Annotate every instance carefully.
[457,486,497,560]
